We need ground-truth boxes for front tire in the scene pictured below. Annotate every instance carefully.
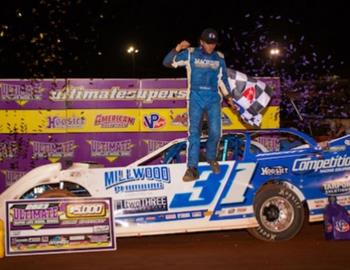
[248,184,305,241]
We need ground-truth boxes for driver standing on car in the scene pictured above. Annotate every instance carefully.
[163,28,237,181]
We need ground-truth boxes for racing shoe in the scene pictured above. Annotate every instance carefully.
[183,167,199,182]
[208,160,220,174]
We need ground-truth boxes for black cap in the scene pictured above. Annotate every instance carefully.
[200,28,218,44]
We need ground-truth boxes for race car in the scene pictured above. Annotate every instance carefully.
[1,128,350,241]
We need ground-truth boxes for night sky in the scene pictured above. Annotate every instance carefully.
[0,0,348,79]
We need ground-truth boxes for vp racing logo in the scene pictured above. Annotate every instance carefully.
[104,166,170,193]
[292,155,350,174]
[143,113,166,129]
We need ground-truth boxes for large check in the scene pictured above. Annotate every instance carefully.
[5,197,116,256]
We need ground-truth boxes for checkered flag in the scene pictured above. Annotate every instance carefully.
[227,68,274,128]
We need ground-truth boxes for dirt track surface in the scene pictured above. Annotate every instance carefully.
[1,223,350,270]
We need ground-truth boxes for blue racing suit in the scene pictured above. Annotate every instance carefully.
[163,47,231,168]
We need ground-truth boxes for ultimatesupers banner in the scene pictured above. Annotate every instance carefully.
[0,78,280,193]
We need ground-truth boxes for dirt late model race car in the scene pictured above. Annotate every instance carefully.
[1,128,350,241]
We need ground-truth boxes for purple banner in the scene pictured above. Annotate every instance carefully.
[0,77,280,194]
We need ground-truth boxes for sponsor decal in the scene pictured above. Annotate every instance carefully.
[104,166,170,193]
[69,235,85,241]
[165,214,176,220]
[143,113,166,129]
[94,114,135,128]
[0,141,18,160]
[215,207,251,217]
[88,139,134,162]
[221,113,232,126]
[194,58,219,69]
[143,139,169,154]
[115,196,168,214]
[261,166,288,176]
[88,234,110,243]
[335,220,350,232]
[170,111,232,127]
[49,87,187,103]
[31,140,77,163]
[49,236,69,246]
[1,170,26,187]
[0,82,44,105]
[177,212,191,219]
[47,115,86,129]
[321,179,350,195]
[170,112,187,126]
[12,237,42,244]
[292,155,350,173]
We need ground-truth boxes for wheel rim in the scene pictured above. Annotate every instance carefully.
[259,196,294,233]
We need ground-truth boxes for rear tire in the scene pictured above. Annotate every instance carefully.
[248,184,304,241]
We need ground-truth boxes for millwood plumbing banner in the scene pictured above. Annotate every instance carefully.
[0,78,280,193]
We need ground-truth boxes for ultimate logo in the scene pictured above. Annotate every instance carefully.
[0,141,18,161]
[88,139,134,162]
[1,170,26,187]
[0,82,44,106]
[31,140,77,163]
[143,139,169,154]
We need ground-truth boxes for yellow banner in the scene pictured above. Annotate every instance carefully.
[139,107,279,131]
[0,107,279,133]
[0,109,139,133]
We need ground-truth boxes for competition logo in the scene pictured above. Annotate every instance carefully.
[0,82,44,106]
[94,114,135,128]
[1,170,26,187]
[292,155,350,173]
[143,139,169,154]
[0,141,18,160]
[143,113,166,129]
[49,86,187,103]
[88,139,134,162]
[104,166,170,193]
[31,140,77,163]
[47,115,86,129]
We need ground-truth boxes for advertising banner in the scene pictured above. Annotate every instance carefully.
[0,78,280,193]
[5,197,116,256]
